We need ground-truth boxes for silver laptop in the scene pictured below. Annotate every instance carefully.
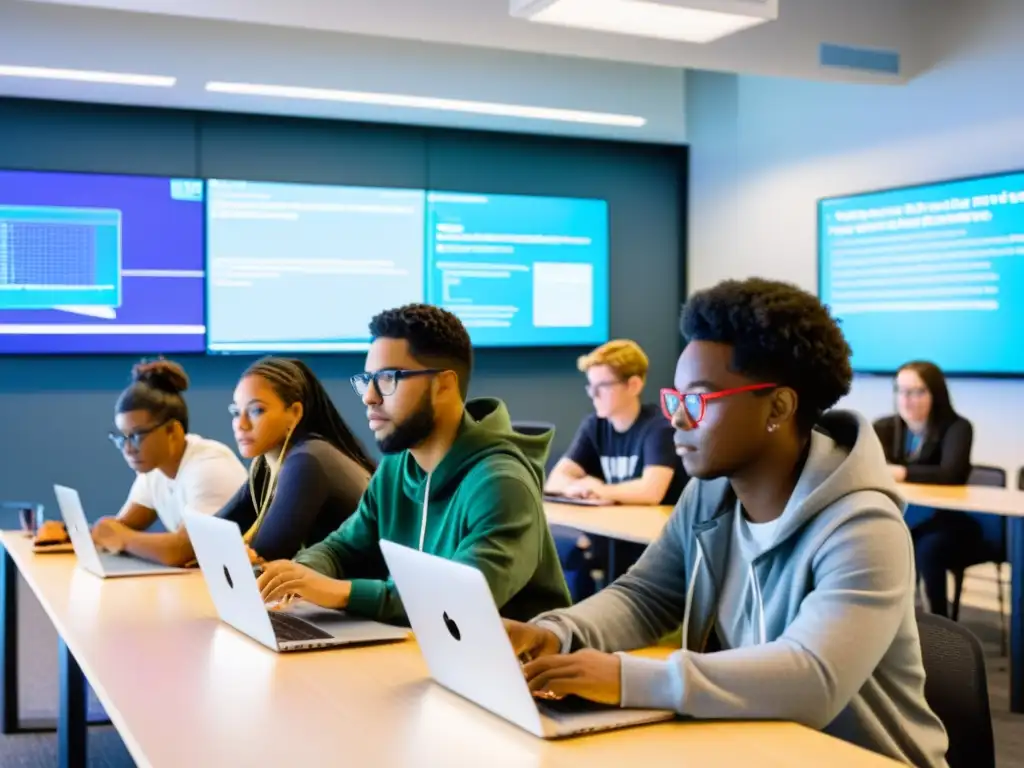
[378,539,675,738]
[54,485,190,578]
[183,512,408,652]
[543,494,613,507]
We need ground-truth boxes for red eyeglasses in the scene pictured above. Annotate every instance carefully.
[660,383,777,427]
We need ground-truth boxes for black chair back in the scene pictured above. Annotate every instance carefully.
[917,610,995,768]
[967,466,1007,559]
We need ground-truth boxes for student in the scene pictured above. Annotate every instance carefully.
[256,303,571,624]
[544,339,686,599]
[92,359,246,551]
[874,361,977,617]
[545,339,686,504]
[94,357,376,566]
[505,278,949,768]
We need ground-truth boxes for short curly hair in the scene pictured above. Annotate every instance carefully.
[369,304,473,399]
[680,278,853,432]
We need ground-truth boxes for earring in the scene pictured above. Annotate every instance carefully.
[767,423,778,433]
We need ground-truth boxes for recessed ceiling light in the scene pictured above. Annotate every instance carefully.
[511,0,778,44]
[205,81,646,128]
[0,65,176,87]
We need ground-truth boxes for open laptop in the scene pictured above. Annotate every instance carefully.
[379,539,675,738]
[182,512,408,653]
[53,485,191,578]
[542,493,613,507]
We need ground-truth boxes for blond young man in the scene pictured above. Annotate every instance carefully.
[545,340,687,599]
[546,340,685,505]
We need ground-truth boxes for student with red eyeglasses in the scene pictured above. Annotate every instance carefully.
[503,278,949,768]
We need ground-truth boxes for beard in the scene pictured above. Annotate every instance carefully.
[377,391,436,454]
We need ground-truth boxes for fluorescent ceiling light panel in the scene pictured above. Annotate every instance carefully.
[205,81,646,128]
[511,0,778,44]
[0,65,175,87]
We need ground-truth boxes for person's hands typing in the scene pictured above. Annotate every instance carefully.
[504,619,562,663]
[563,476,605,499]
[255,560,351,611]
[521,649,623,706]
[91,517,128,554]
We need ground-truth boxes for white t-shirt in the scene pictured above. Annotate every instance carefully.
[127,434,247,531]
[716,500,784,650]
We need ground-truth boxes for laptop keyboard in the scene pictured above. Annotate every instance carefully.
[536,695,618,718]
[268,611,333,643]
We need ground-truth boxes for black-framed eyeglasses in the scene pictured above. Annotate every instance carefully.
[585,379,625,398]
[107,419,171,452]
[349,368,442,398]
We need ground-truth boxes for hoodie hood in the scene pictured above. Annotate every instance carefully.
[399,397,552,504]
[763,408,905,551]
[680,409,905,653]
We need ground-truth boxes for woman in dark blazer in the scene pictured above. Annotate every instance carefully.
[873,360,976,618]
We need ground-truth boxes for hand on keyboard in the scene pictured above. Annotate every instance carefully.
[521,648,623,706]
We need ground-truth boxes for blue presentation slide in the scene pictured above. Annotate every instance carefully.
[426,192,609,347]
[819,172,1024,374]
[206,179,426,352]
[206,180,611,352]
[0,206,121,309]
[0,169,206,355]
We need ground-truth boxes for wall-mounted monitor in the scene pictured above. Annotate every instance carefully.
[205,179,609,353]
[0,169,206,354]
[819,170,1024,376]
[426,191,609,348]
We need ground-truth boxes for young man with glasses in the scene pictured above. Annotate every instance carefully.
[503,278,949,768]
[256,303,571,624]
[544,339,687,600]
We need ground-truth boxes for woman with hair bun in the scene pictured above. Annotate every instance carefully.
[97,356,376,568]
[91,359,247,557]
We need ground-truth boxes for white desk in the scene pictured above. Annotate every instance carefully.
[0,534,900,768]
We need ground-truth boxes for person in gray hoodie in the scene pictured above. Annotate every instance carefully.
[506,278,949,767]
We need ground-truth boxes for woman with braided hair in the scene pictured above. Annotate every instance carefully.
[95,357,375,567]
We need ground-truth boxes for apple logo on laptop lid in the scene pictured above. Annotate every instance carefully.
[443,611,461,641]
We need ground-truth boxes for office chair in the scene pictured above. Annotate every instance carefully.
[949,466,1007,656]
[917,610,995,768]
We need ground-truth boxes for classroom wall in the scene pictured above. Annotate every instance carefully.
[685,0,1024,478]
[0,97,687,518]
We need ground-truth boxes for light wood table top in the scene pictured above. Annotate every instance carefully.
[544,501,672,544]
[896,482,1024,517]
[1,534,900,768]
[545,484,1024,551]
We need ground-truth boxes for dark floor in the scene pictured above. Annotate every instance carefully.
[0,607,1019,767]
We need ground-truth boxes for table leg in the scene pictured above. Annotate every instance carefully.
[58,637,86,768]
[607,540,618,582]
[0,546,18,734]
[1010,517,1023,714]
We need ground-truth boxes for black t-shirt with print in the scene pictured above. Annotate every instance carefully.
[564,404,687,505]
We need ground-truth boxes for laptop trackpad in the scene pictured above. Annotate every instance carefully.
[278,602,402,640]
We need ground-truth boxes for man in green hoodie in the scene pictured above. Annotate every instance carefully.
[256,303,571,625]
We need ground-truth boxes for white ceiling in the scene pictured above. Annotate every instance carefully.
[13,0,936,79]
[0,0,950,141]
